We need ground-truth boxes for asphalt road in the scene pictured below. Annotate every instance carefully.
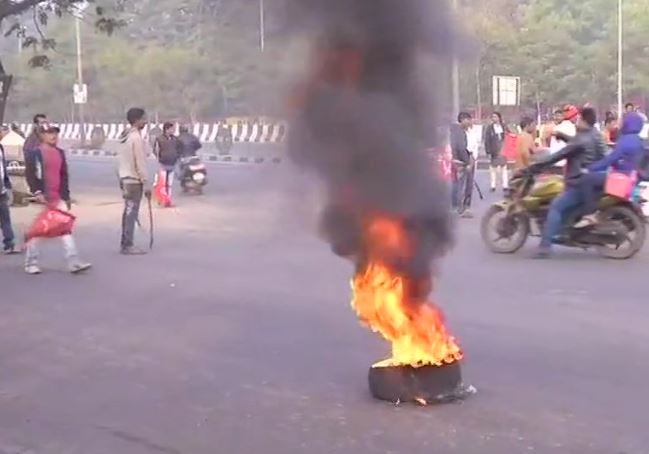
[1,157,647,454]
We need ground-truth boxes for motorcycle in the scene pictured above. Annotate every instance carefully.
[179,156,208,194]
[480,170,646,259]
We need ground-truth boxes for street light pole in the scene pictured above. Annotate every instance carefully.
[259,0,265,52]
[75,15,86,144]
[617,0,623,116]
[451,0,460,119]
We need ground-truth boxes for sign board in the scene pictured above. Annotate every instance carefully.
[492,76,521,106]
[70,0,89,18]
[73,83,88,104]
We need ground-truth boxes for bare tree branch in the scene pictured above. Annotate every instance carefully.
[0,0,44,21]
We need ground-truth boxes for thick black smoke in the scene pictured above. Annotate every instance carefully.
[286,0,457,283]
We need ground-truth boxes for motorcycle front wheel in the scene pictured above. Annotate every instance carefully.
[480,205,530,254]
[596,205,646,260]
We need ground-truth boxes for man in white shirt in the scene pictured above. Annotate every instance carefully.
[549,105,579,167]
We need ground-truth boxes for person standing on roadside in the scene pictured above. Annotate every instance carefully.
[515,117,537,170]
[23,114,48,155]
[450,111,474,217]
[24,123,91,274]
[484,112,508,192]
[118,108,150,255]
[153,122,181,203]
[0,137,17,254]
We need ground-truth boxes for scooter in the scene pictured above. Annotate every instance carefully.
[179,156,208,194]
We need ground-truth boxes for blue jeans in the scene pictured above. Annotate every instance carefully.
[0,193,15,249]
[451,165,473,212]
[451,173,466,210]
[580,171,607,216]
[540,187,583,248]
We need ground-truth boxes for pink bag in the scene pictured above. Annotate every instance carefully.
[605,170,637,199]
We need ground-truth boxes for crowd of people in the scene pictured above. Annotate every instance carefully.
[0,108,205,273]
[448,102,648,257]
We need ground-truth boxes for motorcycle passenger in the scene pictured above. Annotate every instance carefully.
[529,107,606,258]
[578,111,645,225]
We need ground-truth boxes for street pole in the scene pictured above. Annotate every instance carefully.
[75,15,86,144]
[617,0,623,116]
[259,0,265,52]
[451,0,460,120]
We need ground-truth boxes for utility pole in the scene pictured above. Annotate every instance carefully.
[451,0,460,119]
[75,15,86,144]
[617,0,623,116]
[259,0,265,52]
[18,26,26,54]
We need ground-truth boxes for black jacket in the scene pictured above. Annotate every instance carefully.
[25,146,71,202]
[154,134,182,166]
[483,123,505,158]
[540,127,607,186]
[450,124,470,164]
[178,132,202,157]
[23,131,40,155]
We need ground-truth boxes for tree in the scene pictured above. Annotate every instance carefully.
[0,0,124,122]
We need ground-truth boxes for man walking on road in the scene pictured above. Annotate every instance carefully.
[118,108,150,255]
[24,123,91,274]
[153,122,181,205]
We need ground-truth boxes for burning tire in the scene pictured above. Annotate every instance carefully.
[368,362,474,404]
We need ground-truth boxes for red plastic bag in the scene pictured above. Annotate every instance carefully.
[605,170,637,199]
[25,207,76,242]
[154,170,172,207]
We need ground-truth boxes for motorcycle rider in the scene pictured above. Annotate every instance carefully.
[528,107,606,258]
[178,125,202,158]
[578,111,646,225]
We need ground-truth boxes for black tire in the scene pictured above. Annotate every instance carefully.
[597,205,646,259]
[480,205,530,254]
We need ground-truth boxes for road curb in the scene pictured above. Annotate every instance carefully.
[68,148,283,164]
[68,148,504,169]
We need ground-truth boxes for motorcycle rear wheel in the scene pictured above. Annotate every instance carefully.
[596,205,646,260]
[481,205,530,254]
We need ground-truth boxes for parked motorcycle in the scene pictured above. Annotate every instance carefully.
[179,156,208,194]
[481,171,646,259]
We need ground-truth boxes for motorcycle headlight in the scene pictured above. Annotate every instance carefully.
[192,173,205,183]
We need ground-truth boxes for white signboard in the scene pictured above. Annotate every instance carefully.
[70,0,89,18]
[73,83,88,104]
[492,76,521,106]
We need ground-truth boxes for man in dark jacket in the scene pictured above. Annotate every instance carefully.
[0,142,17,254]
[23,113,47,156]
[153,122,181,202]
[24,123,91,274]
[450,111,474,216]
[529,107,606,257]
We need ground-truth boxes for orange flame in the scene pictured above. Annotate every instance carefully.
[351,218,463,368]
